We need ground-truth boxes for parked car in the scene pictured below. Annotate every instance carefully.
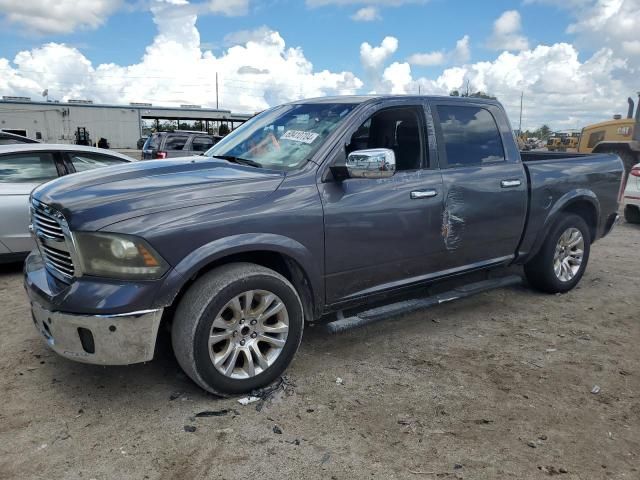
[25,95,623,396]
[137,136,148,150]
[622,162,640,223]
[142,131,218,159]
[0,131,39,145]
[0,144,135,263]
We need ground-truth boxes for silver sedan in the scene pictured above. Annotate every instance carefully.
[0,144,135,263]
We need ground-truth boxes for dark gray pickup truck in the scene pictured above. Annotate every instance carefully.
[24,95,623,395]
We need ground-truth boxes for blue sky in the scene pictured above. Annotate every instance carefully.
[0,1,576,76]
[0,0,638,130]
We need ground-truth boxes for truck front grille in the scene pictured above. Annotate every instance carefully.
[31,200,76,282]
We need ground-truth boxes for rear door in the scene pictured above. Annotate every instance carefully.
[431,101,527,268]
[0,151,64,253]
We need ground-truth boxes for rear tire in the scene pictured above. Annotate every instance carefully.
[624,204,640,224]
[524,214,591,293]
[172,262,304,396]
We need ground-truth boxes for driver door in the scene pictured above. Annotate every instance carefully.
[319,103,445,304]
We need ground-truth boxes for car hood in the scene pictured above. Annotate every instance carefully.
[32,156,285,230]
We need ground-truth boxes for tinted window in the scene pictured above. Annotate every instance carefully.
[68,152,127,173]
[191,136,215,152]
[0,153,58,182]
[164,135,188,151]
[437,105,505,167]
[587,130,605,149]
[348,107,424,171]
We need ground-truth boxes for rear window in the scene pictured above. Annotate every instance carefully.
[0,152,58,182]
[191,136,215,152]
[436,105,505,167]
[164,135,188,151]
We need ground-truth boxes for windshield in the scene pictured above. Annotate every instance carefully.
[204,102,357,170]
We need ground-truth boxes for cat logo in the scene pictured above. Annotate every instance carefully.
[617,126,631,136]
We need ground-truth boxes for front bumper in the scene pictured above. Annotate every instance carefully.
[30,301,163,365]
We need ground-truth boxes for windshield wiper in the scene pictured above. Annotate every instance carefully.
[213,155,262,168]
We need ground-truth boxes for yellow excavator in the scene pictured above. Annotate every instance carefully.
[577,93,640,175]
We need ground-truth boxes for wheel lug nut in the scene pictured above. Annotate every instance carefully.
[251,332,257,338]
[232,331,237,337]
[240,319,245,324]
[240,339,245,346]
[250,319,257,325]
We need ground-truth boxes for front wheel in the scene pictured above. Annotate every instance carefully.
[172,263,304,396]
[524,214,591,293]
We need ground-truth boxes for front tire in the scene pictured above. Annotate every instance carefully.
[172,263,304,396]
[524,214,591,293]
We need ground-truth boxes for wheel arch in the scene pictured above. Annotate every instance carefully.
[526,191,600,262]
[157,234,322,325]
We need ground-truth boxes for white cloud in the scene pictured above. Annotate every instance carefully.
[453,35,471,63]
[208,0,250,16]
[307,0,422,5]
[351,6,381,21]
[360,36,399,92]
[0,0,124,35]
[407,51,445,66]
[407,43,636,130]
[360,36,398,70]
[0,1,362,113]
[487,10,529,51]
[407,35,471,67]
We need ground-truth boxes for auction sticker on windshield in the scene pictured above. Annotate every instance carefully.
[281,130,319,144]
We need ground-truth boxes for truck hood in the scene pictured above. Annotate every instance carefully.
[32,156,285,230]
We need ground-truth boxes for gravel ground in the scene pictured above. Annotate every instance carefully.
[0,223,638,480]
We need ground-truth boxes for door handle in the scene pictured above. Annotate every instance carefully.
[501,179,522,188]
[410,189,438,199]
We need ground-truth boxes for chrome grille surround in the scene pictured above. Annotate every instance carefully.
[30,199,79,282]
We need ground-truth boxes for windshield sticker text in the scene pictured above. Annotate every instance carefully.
[281,130,319,144]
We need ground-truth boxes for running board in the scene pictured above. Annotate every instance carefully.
[323,275,522,334]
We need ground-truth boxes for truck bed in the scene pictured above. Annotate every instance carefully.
[521,151,592,162]
[516,151,623,262]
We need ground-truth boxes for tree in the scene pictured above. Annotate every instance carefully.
[218,123,231,136]
[537,124,551,140]
[449,90,460,97]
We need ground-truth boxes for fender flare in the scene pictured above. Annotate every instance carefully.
[526,190,600,262]
[153,233,323,312]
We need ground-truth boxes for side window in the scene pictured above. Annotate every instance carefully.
[0,152,58,183]
[164,135,188,151]
[436,105,505,167]
[346,107,425,171]
[191,136,215,152]
[587,130,605,149]
[68,153,127,173]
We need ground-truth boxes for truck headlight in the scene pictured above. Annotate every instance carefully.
[74,232,169,280]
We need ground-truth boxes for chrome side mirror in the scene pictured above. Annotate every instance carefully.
[345,148,396,179]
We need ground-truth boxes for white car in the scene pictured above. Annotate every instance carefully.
[0,144,136,263]
[623,162,640,224]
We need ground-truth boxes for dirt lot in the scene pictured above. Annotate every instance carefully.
[0,223,638,480]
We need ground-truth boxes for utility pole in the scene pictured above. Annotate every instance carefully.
[518,91,524,135]
[216,72,219,109]
[418,85,421,95]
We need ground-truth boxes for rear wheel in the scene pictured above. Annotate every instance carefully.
[624,204,640,224]
[524,214,591,293]
[172,263,304,396]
